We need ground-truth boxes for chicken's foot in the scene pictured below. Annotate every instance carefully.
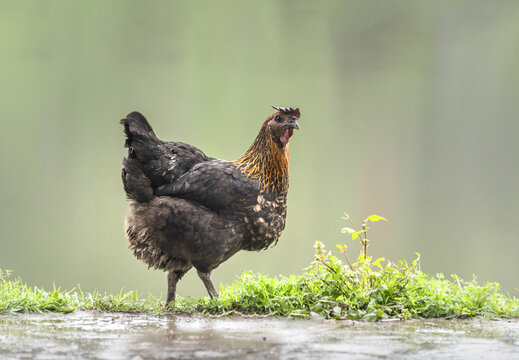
[197,269,219,298]
[166,269,189,307]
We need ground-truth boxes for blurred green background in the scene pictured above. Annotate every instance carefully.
[1,0,518,298]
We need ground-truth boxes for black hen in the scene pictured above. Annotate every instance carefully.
[120,107,300,305]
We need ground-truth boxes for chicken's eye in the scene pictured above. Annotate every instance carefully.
[275,115,282,123]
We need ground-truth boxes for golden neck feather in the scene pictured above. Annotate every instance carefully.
[234,125,289,193]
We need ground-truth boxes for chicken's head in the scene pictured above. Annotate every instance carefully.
[267,106,300,146]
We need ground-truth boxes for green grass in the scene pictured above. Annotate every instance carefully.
[2,249,518,320]
[1,215,518,320]
[0,269,165,314]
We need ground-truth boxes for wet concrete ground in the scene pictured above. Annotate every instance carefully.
[0,311,518,359]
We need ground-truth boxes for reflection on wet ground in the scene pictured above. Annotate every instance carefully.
[0,311,518,359]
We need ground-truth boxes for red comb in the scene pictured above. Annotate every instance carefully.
[271,106,300,119]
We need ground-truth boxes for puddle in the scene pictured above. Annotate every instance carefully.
[0,311,518,359]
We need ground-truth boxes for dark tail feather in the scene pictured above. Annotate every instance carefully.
[121,158,154,202]
[120,111,160,159]
[122,111,154,133]
[120,111,158,202]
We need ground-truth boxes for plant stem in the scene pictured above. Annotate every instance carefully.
[347,216,368,258]
[318,277,346,296]
[341,251,354,272]
[346,217,361,233]
[362,222,367,258]
[318,259,337,274]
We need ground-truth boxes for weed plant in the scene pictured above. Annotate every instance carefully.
[186,214,518,320]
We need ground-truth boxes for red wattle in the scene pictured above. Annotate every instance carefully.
[280,129,292,145]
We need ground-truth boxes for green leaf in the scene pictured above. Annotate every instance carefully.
[363,311,380,322]
[367,214,388,222]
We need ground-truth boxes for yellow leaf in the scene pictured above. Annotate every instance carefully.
[373,257,386,269]
[352,230,366,240]
[367,214,388,222]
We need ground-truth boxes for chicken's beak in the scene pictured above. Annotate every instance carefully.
[286,120,300,130]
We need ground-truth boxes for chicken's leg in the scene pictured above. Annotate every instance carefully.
[166,269,189,307]
[197,269,219,298]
